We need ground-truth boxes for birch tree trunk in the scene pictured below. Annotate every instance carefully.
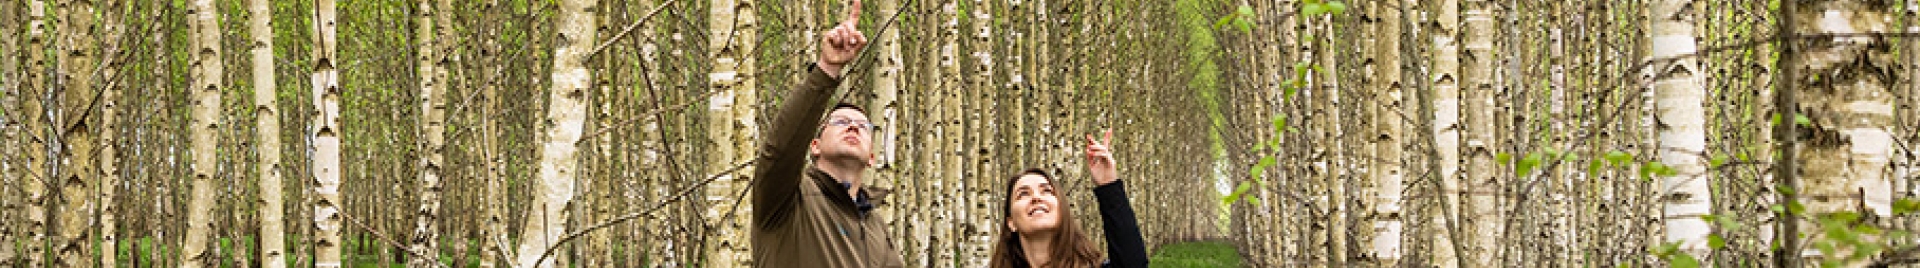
[705,0,756,265]
[95,2,122,267]
[478,0,506,266]
[1788,1,1898,266]
[409,0,447,266]
[965,0,994,266]
[1429,0,1464,265]
[1,0,20,263]
[249,0,285,266]
[21,1,48,266]
[872,0,904,261]
[182,0,223,266]
[935,1,961,266]
[514,0,596,266]
[584,2,614,266]
[1370,0,1405,264]
[310,0,345,265]
[1649,0,1714,263]
[53,0,97,265]
[1460,0,1501,265]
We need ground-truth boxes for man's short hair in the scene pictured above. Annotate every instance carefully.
[812,102,871,162]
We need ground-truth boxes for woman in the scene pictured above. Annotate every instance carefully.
[990,130,1149,268]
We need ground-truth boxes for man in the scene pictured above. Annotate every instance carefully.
[750,0,906,267]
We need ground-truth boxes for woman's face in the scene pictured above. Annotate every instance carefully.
[1007,174,1062,234]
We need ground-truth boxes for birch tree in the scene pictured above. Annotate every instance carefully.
[964,0,994,265]
[250,0,286,266]
[1,0,21,264]
[53,0,98,265]
[1460,0,1500,265]
[1786,0,1898,266]
[95,1,123,267]
[514,0,596,266]
[409,0,448,266]
[311,0,346,265]
[478,0,506,266]
[21,1,47,266]
[1428,0,1464,265]
[181,0,223,266]
[706,0,757,265]
[1369,0,1406,265]
[938,1,963,266]
[1649,0,1714,263]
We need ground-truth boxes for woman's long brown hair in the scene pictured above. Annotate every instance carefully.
[989,168,1103,268]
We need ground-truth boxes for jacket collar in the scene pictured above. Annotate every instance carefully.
[806,168,889,216]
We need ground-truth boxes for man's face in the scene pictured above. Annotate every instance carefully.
[811,108,874,164]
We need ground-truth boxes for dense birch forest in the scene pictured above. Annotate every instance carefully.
[1,0,1918,267]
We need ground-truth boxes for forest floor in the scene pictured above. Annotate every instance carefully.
[94,235,1250,267]
[1149,240,1245,267]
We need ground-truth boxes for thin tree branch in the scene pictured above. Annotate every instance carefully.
[587,0,676,59]
[576,89,718,145]
[530,159,757,266]
[339,211,449,268]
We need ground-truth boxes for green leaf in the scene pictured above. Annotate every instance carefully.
[1325,1,1347,15]
[1669,253,1700,268]
[1855,223,1884,236]
[1647,161,1677,177]
[1495,153,1513,165]
[1795,114,1813,127]
[1238,5,1256,18]
[1213,15,1236,30]
[1236,20,1253,33]
[1653,242,1680,256]
[1828,211,1861,223]
[1587,160,1604,177]
[1303,3,1328,16]
[1705,214,1744,230]
[1707,234,1726,250]
[1517,153,1543,176]
[1813,240,1836,259]
[1709,155,1730,169]
[1896,198,1920,215]
[1771,114,1782,126]
[1272,115,1289,137]
[1605,151,1633,166]
[1222,182,1254,205]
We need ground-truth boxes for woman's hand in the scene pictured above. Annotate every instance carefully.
[1086,129,1118,186]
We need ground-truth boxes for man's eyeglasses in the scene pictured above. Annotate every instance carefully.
[825,118,876,131]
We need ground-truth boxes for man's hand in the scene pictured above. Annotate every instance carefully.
[1086,129,1119,186]
[818,0,867,78]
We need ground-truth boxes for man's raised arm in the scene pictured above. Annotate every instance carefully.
[752,0,867,229]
